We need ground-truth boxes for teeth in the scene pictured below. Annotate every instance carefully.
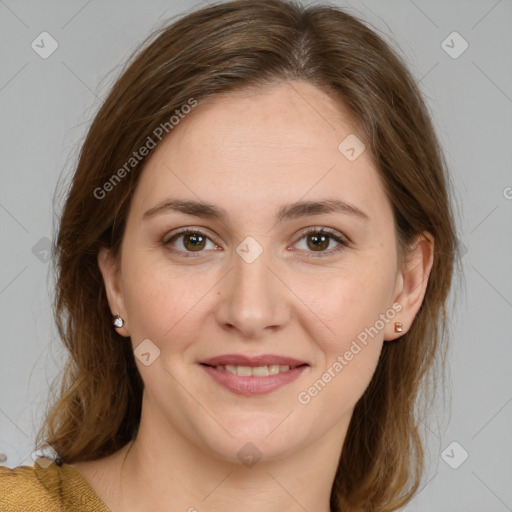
[221,364,296,377]
[225,365,237,375]
[252,365,269,377]
[237,365,252,377]
[268,365,280,375]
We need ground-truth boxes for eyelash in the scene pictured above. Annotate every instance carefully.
[162,227,349,259]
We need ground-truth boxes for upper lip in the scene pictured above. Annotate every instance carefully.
[199,354,308,367]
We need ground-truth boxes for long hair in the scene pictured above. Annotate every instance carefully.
[36,1,458,510]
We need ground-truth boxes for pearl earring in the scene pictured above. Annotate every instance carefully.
[394,321,403,333]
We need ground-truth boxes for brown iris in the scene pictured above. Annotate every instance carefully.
[183,232,207,251]
[306,232,329,251]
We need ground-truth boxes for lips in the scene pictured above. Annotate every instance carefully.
[200,363,308,396]
[198,354,310,395]
[199,354,308,367]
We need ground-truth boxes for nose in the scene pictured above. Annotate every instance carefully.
[214,238,291,339]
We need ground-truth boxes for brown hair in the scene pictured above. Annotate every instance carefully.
[36,1,458,510]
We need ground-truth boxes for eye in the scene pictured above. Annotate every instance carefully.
[162,226,349,258]
[162,228,219,257]
[292,227,349,257]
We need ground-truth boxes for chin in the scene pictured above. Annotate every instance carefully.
[206,436,298,466]
[194,417,300,460]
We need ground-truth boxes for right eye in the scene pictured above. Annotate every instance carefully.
[162,228,220,257]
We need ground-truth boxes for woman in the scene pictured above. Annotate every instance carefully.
[0,0,458,510]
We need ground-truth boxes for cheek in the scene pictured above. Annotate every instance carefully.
[300,259,395,395]
[121,251,207,348]
[298,259,396,347]
[295,275,389,417]
[317,285,387,388]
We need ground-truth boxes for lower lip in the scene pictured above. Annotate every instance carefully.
[199,364,309,396]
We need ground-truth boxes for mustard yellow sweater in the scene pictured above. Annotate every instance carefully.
[0,460,111,511]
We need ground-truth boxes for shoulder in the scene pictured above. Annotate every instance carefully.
[0,460,111,512]
[0,462,66,511]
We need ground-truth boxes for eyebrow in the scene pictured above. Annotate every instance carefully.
[143,198,370,223]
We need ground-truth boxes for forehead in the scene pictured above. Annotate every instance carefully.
[129,81,391,226]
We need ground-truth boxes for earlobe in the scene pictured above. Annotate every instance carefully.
[97,247,130,337]
[384,232,434,341]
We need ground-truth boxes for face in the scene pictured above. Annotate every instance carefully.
[99,81,422,464]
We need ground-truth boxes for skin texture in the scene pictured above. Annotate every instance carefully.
[73,80,434,512]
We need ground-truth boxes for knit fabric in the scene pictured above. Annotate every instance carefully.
[0,460,111,511]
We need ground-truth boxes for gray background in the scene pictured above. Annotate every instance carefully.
[1,0,511,510]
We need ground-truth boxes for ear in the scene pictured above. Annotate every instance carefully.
[384,231,434,341]
[98,246,130,337]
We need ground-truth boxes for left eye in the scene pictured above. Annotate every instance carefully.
[292,228,348,257]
